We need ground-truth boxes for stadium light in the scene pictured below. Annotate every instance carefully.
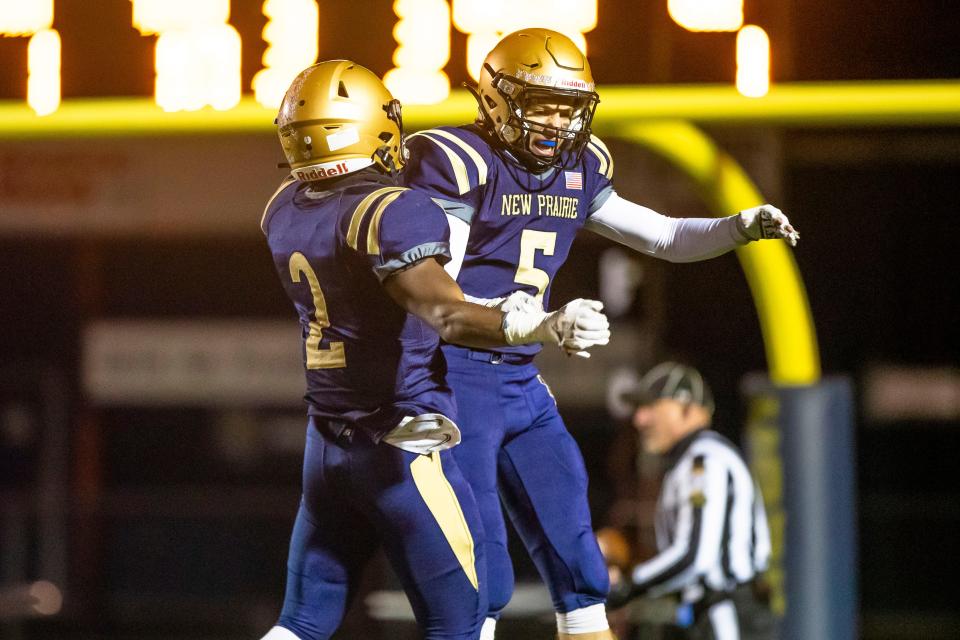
[131,0,229,34]
[736,25,770,98]
[253,0,320,109]
[0,0,59,116]
[668,0,743,32]
[384,0,451,105]
[0,0,53,35]
[452,0,595,81]
[26,29,60,116]
[131,0,241,112]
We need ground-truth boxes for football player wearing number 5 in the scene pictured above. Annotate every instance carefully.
[258,61,610,640]
[401,28,800,640]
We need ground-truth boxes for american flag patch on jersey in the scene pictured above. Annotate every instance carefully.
[564,171,583,190]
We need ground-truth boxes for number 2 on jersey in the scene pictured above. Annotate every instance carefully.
[514,229,557,300]
[288,252,346,369]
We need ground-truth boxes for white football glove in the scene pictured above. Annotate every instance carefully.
[738,204,800,247]
[556,299,612,358]
[502,298,611,358]
[498,290,543,313]
[464,290,542,313]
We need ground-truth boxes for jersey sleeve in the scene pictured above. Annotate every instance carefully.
[401,127,489,224]
[583,134,615,215]
[345,188,451,282]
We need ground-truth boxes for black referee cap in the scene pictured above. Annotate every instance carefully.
[626,362,715,415]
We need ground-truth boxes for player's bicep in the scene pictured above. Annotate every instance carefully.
[584,192,671,255]
[368,192,452,282]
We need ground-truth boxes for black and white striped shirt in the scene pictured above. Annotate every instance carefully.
[630,428,771,603]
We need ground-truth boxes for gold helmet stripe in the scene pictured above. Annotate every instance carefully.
[418,129,488,187]
[260,176,298,235]
[407,132,471,195]
[366,189,407,255]
[589,135,615,179]
[347,186,407,250]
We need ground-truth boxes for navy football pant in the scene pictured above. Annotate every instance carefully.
[277,417,488,640]
[442,346,609,617]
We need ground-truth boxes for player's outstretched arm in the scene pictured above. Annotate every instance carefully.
[383,259,611,355]
[585,193,800,263]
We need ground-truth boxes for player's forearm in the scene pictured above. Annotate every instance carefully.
[585,193,747,263]
[424,300,510,349]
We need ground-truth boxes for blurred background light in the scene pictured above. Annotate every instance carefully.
[26,28,60,116]
[384,0,451,105]
[1,0,58,115]
[131,0,230,35]
[453,0,596,82]
[132,1,241,112]
[253,0,319,109]
[736,25,770,98]
[0,0,53,36]
[668,0,744,32]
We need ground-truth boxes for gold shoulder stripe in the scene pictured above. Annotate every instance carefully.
[590,134,614,179]
[408,131,471,195]
[260,176,297,234]
[410,452,479,591]
[586,142,609,178]
[346,186,406,250]
[420,129,488,187]
[366,189,407,255]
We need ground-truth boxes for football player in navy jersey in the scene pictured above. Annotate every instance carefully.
[401,28,800,640]
[258,60,611,640]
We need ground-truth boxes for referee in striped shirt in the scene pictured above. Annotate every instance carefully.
[607,362,778,640]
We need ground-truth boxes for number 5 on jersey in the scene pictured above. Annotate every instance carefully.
[514,229,557,301]
[288,252,346,369]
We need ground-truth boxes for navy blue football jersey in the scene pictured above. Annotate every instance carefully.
[402,125,614,356]
[261,171,455,435]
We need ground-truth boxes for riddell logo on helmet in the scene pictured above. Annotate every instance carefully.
[557,78,594,91]
[515,70,595,92]
[294,163,349,180]
[292,158,374,181]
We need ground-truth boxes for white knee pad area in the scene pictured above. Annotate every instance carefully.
[479,616,497,640]
[556,603,610,634]
[260,626,302,640]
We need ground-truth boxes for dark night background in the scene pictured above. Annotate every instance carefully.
[1,1,958,639]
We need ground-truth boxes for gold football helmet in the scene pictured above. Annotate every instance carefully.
[276,60,404,181]
[473,28,600,171]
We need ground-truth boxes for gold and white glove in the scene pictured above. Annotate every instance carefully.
[502,298,611,358]
[737,204,800,247]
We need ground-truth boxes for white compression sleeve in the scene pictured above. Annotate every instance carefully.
[584,192,751,263]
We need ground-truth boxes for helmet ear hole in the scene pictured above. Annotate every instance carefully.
[338,81,349,98]
[484,95,497,110]
[378,132,392,143]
